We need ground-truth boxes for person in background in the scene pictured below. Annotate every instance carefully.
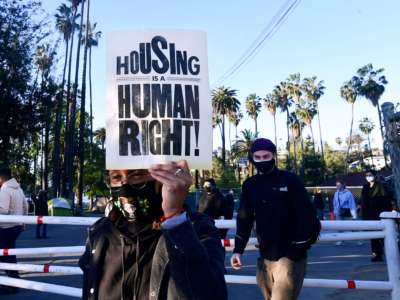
[0,167,28,295]
[225,189,235,220]
[332,178,357,246]
[312,188,325,220]
[33,190,48,239]
[361,169,395,262]
[198,178,229,239]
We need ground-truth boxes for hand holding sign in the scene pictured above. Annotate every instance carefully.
[106,30,211,170]
[149,160,192,218]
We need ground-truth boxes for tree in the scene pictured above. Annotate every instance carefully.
[340,79,358,165]
[302,76,326,158]
[35,44,56,192]
[231,129,257,176]
[63,0,82,199]
[296,100,317,151]
[212,86,240,166]
[53,2,78,197]
[354,64,387,151]
[286,73,302,104]
[335,137,343,148]
[228,110,242,147]
[288,112,301,174]
[94,127,106,150]
[0,1,46,165]
[245,94,261,134]
[359,117,375,166]
[77,0,91,214]
[82,21,101,156]
[264,93,278,147]
[274,82,292,157]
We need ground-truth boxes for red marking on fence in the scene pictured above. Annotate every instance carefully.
[43,264,50,273]
[223,239,231,247]
[347,280,356,289]
[3,249,8,256]
[37,216,43,225]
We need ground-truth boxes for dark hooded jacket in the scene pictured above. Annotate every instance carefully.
[361,181,394,220]
[79,211,227,300]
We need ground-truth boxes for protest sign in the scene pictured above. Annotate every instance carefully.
[106,29,212,170]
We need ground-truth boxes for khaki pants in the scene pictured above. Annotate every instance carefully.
[256,257,307,300]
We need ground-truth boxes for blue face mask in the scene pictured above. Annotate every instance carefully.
[253,158,275,174]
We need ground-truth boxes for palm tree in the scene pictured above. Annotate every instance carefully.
[286,73,302,104]
[340,79,358,164]
[53,3,75,197]
[231,129,258,177]
[264,93,278,147]
[302,76,326,158]
[359,117,375,166]
[212,86,240,166]
[354,64,388,163]
[81,21,101,156]
[245,94,262,134]
[274,82,292,159]
[35,45,55,192]
[62,0,81,199]
[77,0,91,214]
[288,112,301,174]
[228,110,242,147]
[296,100,317,151]
[94,127,106,150]
[335,137,342,148]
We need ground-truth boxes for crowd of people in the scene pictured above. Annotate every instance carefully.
[0,137,397,299]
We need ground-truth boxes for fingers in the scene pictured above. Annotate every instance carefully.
[230,255,242,270]
[149,161,192,188]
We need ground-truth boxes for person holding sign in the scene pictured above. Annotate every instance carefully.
[230,138,320,300]
[79,160,227,300]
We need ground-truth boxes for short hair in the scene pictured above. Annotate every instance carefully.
[365,168,377,175]
[336,177,345,184]
[0,168,11,179]
[204,178,216,187]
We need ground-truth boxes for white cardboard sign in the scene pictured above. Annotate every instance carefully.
[106,30,212,170]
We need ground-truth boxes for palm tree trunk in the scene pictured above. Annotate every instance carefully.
[346,103,355,169]
[66,0,85,206]
[254,118,258,136]
[286,108,291,163]
[293,138,298,174]
[62,6,77,198]
[52,37,69,197]
[273,114,277,148]
[316,103,325,159]
[77,0,90,215]
[309,124,316,152]
[222,115,226,166]
[228,121,231,150]
[376,104,388,166]
[89,46,93,160]
[44,117,50,192]
[368,133,375,166]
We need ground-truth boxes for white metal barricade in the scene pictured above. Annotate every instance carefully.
[0,212,399,299]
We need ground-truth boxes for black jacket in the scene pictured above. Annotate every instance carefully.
[33,193,48,216]
[233,168,318,261]
[198,190,227,219]
[361,182,394,220]
[79,212,227,300]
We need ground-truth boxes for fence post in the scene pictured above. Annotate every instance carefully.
[381,215,400,300]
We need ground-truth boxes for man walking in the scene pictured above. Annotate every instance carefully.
[230,138,320,300]
[33,190,48,239]
[0,167,28,294]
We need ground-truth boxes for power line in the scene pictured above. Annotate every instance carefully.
[212,0,301,87]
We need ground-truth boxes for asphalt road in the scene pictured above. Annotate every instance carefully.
[0,223,390,300]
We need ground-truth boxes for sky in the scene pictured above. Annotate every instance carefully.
[41,0,400,152]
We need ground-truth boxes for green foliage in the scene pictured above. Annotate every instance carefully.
[212,156,240,188]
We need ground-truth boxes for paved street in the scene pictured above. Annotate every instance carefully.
[1,223,390,300]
